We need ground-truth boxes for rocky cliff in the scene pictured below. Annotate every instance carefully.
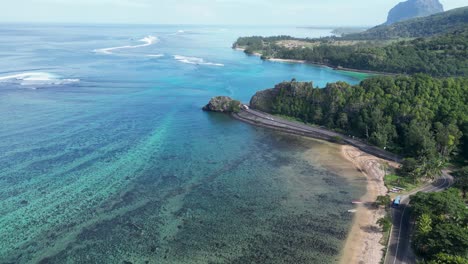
[386,0,444,25]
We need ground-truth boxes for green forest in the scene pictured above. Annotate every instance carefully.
[253,75,468,180]
[410,189,468,263]
[344,6,468,40]
[251,75,468,261]
[235,5,468,263]
[237,7,468,260]
[235,28,468,77]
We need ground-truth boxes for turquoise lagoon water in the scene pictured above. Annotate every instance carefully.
[0,24,367,263]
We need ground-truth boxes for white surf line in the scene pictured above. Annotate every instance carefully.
[94,35,158,55]
[147,54,165,58]
[0,72,79,86]
[173,55,224,67]
[0,72,54,81]
[391,174,448,264]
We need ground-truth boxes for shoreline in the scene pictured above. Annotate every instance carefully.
[339,145,397,264]
[233,46,396,76]
[230,109,400,264]
[232,109,401,162]
[267,58,307,64]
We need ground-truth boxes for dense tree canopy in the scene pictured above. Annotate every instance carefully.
[410,189,468,262]
[254,75,468,169]
[344,6,468,40]
[235,28,468,77]
[454,167,468,198]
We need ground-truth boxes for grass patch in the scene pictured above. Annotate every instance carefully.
[273,114,315,125]
[384,174,419,195]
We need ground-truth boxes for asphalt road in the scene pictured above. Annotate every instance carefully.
[384,171,454,264]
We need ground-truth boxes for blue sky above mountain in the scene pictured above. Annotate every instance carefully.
[1,0,466,25]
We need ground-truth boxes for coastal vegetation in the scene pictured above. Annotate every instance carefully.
[235,28,468,77]
[234,7,468,77]
[376,216,392,232]
[384,174,418,191]
[350,5,466,39]
[331,27,367,37]
[244,74,468,262]
[202,96,242,113]
[229,3,468,263]
[410,189,468,262]
[249,75,468,180]
[454,166,468,199]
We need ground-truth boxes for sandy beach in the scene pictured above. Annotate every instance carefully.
[234,47,262,56]
[339,145,397,264]
[233,109,401,264]
[267,58,307,64]
[235,47,306,63]
[233,47,394,75]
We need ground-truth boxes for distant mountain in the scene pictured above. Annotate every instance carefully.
[344,6,468,40]
[386,0,444,25]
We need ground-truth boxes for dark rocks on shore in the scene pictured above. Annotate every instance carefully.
[202,96,243,113]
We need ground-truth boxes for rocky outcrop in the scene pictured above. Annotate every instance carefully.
[386,0,444,25]
[203,96,242,113]
[249,88,279,113]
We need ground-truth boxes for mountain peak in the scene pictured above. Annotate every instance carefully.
[386,0,444,25]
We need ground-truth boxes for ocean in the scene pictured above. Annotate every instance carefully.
[0,24,367,263]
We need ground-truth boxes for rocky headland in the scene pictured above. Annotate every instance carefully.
[202,96,243,113]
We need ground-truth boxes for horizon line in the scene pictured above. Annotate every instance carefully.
[0,21,374,28]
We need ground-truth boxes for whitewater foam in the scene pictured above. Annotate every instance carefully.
[0,72,79,87]
[173,55,224,67]
[94,35,158,55]
[147,54,165,58]
[169,30,186,36]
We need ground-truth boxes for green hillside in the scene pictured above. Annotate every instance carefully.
[345,6,468,40]
[234,28,468,77]
[250,75,468,168]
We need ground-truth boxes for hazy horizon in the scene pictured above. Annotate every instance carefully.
[1,0,466,26]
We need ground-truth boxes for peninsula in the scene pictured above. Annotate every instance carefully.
[204,73,468,263]
[233,7,468,77]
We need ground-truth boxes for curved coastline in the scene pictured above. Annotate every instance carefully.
[231,109,399,264]
[339,145,395,264]
[234,47,396,76]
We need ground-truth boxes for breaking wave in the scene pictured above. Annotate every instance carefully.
[0,72,79,88]
[173,55,224,67]
[147,54,165,58]
[94,35,158,55]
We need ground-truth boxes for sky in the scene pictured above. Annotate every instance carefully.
[1,0,466,26]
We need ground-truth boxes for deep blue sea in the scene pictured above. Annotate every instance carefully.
[0,24,367,263]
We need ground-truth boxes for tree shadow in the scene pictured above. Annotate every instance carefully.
[360,225,381,234]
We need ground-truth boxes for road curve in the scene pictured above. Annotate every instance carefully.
[384,171,454,264]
